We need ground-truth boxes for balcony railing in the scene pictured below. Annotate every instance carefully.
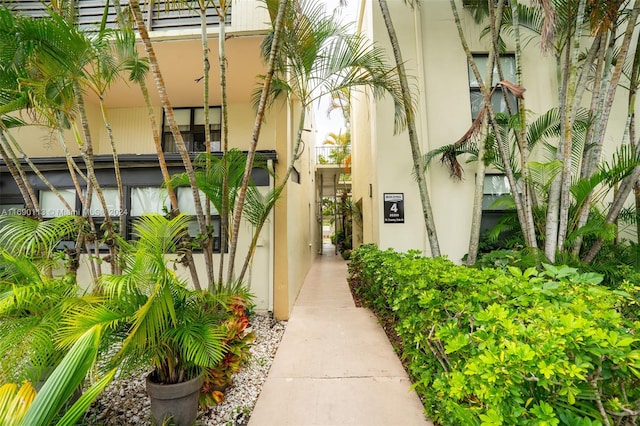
[316,145,351,166]
[7,0,231,32]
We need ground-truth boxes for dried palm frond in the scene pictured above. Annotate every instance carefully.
[531,0,556,54]
[497,80,526,98]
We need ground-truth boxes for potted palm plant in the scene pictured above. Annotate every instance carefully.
[70,214,226,426]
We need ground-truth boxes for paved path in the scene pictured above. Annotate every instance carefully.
[248,246,432,426]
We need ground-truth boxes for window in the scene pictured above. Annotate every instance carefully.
[481,174,514,231]
[177,187,222,252]
[40,189,77,218]
[33,186,222,253]
[84,188,121,218]
[468,54,517,119]
[130,187,171,217]
[163,107,222,153]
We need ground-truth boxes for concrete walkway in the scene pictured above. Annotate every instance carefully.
[248,245,432,426]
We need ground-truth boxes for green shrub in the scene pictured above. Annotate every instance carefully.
[348,245,640,426]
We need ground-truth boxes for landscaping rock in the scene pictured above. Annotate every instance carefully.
[86,314,286,425]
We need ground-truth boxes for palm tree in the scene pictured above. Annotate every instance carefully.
[226,0,289,283]
[453,0,640,263]
[110,2,206,289]
[163,0,229,286]
[225,0,407,282]
[128,0,212,285]
[322,130,351,173]
[60,214,226,385]
[170,150,274,285]
[377,0,440,257]
[450,0,536,259]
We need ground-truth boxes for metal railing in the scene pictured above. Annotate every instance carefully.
[315,145,351,166]
[7,0,230,32]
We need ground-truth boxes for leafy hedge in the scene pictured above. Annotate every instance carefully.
[348,245,640,426]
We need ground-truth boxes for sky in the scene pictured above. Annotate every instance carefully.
[313,0,358,146]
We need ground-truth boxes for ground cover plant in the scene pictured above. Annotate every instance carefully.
[348,244,640,426]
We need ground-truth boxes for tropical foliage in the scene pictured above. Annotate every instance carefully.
[0,326,115,426]
[58,214,226,385]
[349,244,640,426]
[437,0,640,267]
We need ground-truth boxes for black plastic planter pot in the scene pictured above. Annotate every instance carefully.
[146,374,204,426]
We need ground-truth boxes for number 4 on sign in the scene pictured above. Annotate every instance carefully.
[390,203,398,213]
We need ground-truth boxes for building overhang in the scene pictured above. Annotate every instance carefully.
[0,151,278,173]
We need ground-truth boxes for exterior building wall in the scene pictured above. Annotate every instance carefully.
[1,2,317,320]
[273,101,317,320]
[352,0,638,262]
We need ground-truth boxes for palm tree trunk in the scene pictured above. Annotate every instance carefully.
[545,0,586,261]
[450,0,533,249]
[510,0,537,249]
[197,0,215,288]
[555,0,587,256]
[113,0,199,286]
[129,0,210,286]
[99,99,125,247]
[214,1,230,288]
[74,83,120,274]
[466,0,508,265]
[0,130,38,215]
[227,0,289,283]
[572,34,606,255]
[378,0,440,257]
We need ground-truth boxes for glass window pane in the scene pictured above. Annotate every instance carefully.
[470,91,483,119]
[500,56,516,81]
[177,187,218,215]
[194,107,221,126]
[166,109,191,132]
[468,56,487,88]
[131,187,170,216]
[40,189,76,217]
[83,188,120,216]
[175,109,191,130]
[483,175,513,211]
[484,175,510,195]
[469,55,516,87]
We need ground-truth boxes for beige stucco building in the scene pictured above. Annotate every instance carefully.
[350,0,635,263]
[1,0,320,320]
[3,0,636,320]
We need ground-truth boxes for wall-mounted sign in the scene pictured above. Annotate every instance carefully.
[383,193,404,223]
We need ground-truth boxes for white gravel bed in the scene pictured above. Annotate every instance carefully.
[84,314,286,426]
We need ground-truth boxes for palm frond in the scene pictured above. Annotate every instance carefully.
[527,160,563,196]
[132,214,190,256]
[0,215,78,259]
[20,325,103,426]
[0,382,37,426]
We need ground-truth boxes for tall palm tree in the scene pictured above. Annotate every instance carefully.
[0,5,119,277]
[110,1,205,288]
[163,0,227,286]
[377,0,441,257]
[449,0,535,262]
[226,0,288,283]
[228,0,406,282]
[128,0,211,284]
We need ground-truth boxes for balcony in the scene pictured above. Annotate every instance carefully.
[7,0,231,32]
[315,145,351,168]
